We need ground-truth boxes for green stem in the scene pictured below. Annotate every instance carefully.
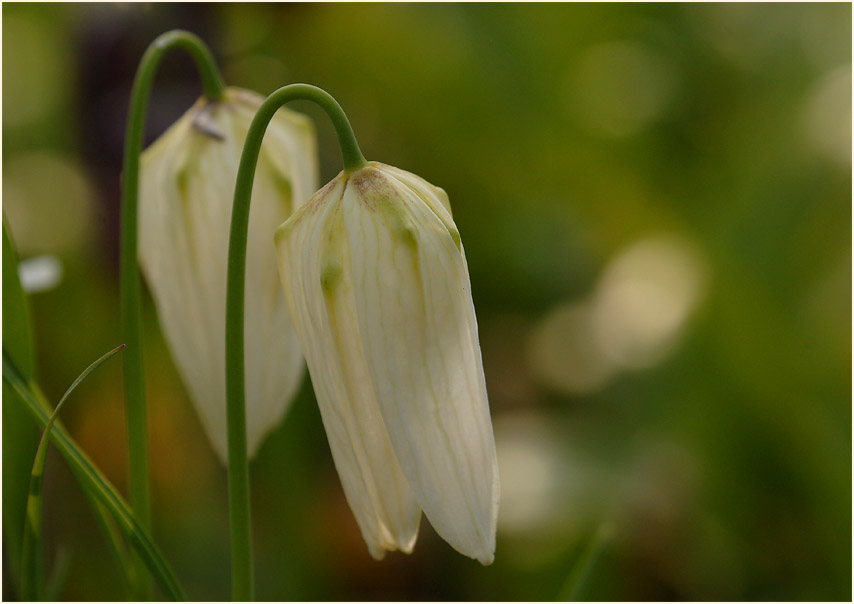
[225,84,365,602]
[120,30,225,599]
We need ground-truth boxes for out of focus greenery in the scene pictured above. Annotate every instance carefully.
[2,3,851,601]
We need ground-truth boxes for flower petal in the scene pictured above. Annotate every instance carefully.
[275,177,421,559]
[376,162,453,218]
[342,166,499,564]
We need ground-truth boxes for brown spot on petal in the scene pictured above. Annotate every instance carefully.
[349,166,399,212]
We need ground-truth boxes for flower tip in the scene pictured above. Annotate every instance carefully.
[367,545,387,561]
[474,539,496,566]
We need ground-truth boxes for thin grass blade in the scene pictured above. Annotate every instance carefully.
[2,351,186,601]
[557,522,616,601]
[82,490,135,597]
[20,344,126,599]
[2,218,40,596]
[43,546,72,602]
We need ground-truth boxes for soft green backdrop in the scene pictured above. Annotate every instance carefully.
[2,3,851,601]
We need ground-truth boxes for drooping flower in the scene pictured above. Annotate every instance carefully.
[274,162,499,564]
[138,87,318,463]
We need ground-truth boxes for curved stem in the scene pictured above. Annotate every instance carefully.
[119,30,225,599]
[224,84,365,602]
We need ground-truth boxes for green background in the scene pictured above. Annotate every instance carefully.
[2,3,851,600]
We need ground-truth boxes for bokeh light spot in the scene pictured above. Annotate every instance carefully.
[2,152,96,255]
[801,66,852,166]
[495,413,567,535]
[526,301,616,395]
[591,235,706,370]
[566,41,677,138]
[528,234,706,396]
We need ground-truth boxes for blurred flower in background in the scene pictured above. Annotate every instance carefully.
[138,86,317,463]
[18,254,63,293]
[2,3,850,601]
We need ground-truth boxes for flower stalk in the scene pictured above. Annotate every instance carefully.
[120,29,225,599]
[225,84,364,601]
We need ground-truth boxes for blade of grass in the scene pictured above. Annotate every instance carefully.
[32,376,136,600]
[43,546,72,602]
[2,351,186,601]
[80,491,135,597]
[557,522,616,601]
[34,380,136,599]
[2,216,35,377]
[20,344,126,600]
[3,217,39,596]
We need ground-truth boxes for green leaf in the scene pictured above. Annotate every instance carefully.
[21,344,126,600]
[2,217,39,596]
[79,492,135,598]
[2,352,186,601]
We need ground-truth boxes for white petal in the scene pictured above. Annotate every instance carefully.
[275,177,421,559]
[342,166,499,564]
[138,88,314,463]
[375,162,454,218]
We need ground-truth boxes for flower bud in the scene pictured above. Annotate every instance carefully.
[139,87,318,463]
[275,162,498,564]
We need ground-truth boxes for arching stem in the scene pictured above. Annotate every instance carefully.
[119,29,225,599]
[225,84,365,601]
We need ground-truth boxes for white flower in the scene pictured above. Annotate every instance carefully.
[274,162,498,564]
[139,87,318,463]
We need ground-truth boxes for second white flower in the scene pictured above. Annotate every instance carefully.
[139,87,318,463]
